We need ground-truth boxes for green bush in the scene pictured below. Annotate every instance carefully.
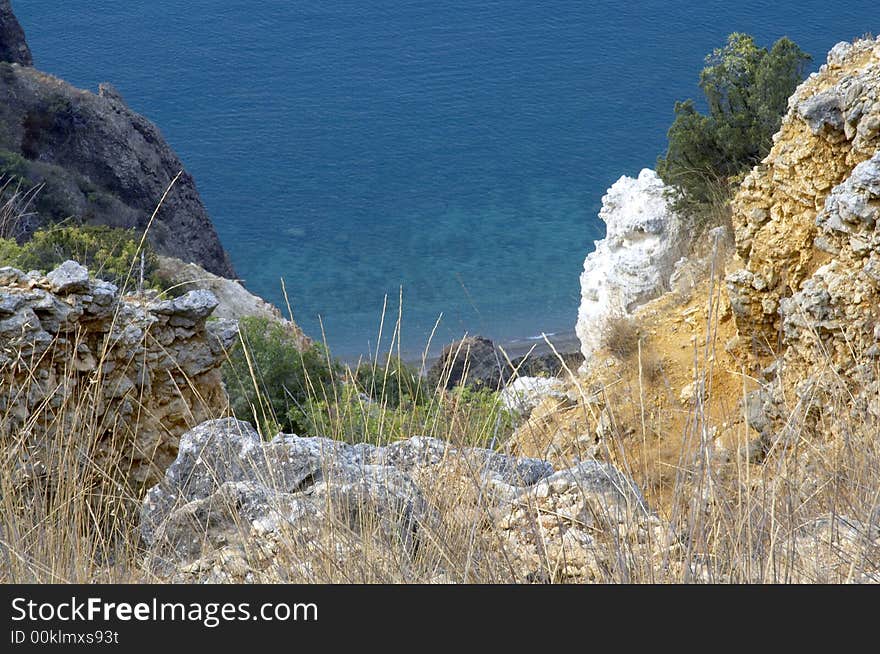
[222,319,513,449]
[0,224,158,289]
[0,150,31,181]
[222,316,342,436]
[301,375,514,449]
[657,33,811,212]
[0,237,24,264]
[353,355,426,409]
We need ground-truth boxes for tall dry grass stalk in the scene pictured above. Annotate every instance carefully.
[0,176,41,241]
[2,193,877,583]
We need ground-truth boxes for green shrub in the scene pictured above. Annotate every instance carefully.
[0,237,24,264]
[657,33,811,214]
[300,374,514,449]
[222,316,342,436]
[0,224,158,289]
[0,150,31,181]
[222,318,514,449]
[353,355,426,409]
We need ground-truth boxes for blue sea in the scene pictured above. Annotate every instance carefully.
[13,1,878,359]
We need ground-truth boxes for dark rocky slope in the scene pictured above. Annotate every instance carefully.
[0,2,235,277]
[0,0,30,65]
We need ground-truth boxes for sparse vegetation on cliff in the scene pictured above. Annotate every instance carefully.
[222,313,513,448]
[3,23,880,586]
[0,223,160,289]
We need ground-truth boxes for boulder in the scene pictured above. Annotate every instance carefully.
[576,169,685,361]
[498,460,659,582]
[45,260,90,295]
[500,375,567,416]
[427,335,511,390]
[141,418,564,582]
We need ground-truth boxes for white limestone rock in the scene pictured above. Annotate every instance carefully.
[500,375,566,415]
[576,169,685,361]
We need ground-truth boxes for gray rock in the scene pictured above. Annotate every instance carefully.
[524,460,648,512]
[0,291,21,316]
[142,419,429,576]
[743,389,771,435]
[367,435,553,486]
[46,260,90,295]
[2,263,237,494]
[427,335,511,390]
[818,153,880,233]
[798,89,845,135]
[0,267,26,286]
[725,269,755,318]
[82,281,119,318]
[826,41,853,66]
[0,305,40,337]
[498,458,655,583]
[141,418,559,579]
[148,289,219,326]
[27,291,75,333]
[206,317,239,353]
[510,349,582,378]
[0,0,32,65]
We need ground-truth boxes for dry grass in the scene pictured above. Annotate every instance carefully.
[1,328,154,583]
[2,286,876,584]
[0,176,41,241]
[1,208,878,584]
[601,316,641,361]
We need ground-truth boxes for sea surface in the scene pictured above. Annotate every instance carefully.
[14,1,877,359]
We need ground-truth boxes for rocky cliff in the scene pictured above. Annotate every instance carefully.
[728,39,880,347]
[501,39,880,581]
[0,4,235,277]
[142,416,877,583]
[575,169,686,361]
[727,37,880,444]
[0,1,30,65]
[0,261,235,495]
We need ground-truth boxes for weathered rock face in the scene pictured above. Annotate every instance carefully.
[428,335,580,392]
[0,5,234,277]
[727,37,880,442]
[728,38,880,348]
[576,169,686,361]
[428,336,510,390]
[140,417,661,583]
[141,417,879,583]
[0,261,235,493]
[499,375,567,416]
[155,255,311,351]
[0,1,31,65]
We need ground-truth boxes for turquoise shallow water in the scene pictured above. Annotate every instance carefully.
[13,1,878,358]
